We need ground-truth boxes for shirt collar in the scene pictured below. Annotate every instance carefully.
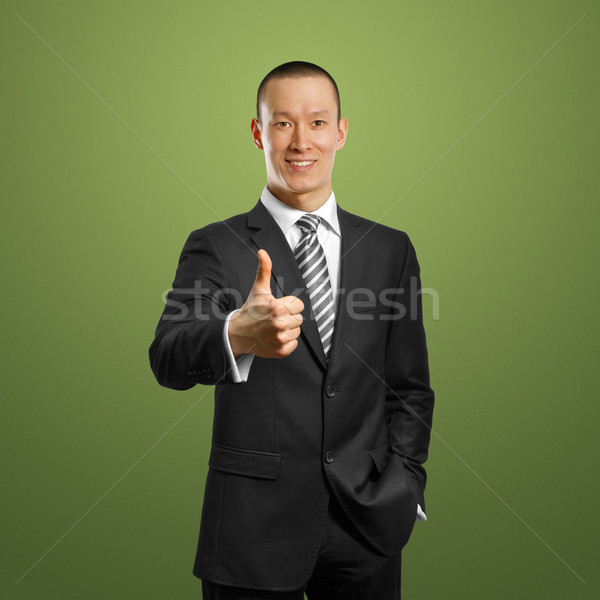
[259,185,341,237]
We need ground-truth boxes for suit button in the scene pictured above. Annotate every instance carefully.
[325,385,336,398]
[325,451,335,464]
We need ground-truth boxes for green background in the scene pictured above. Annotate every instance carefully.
[1,1,598,598]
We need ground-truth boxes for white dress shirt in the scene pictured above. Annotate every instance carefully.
[221,185,426,522]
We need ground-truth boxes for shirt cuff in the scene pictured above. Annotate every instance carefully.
[416,503,427,522]
[223,309,255,383]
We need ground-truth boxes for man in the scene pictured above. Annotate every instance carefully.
[149,61,434,599]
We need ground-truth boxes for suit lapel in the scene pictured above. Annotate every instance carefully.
[248,200,328,370]
[327,205,365,368]
[246,200,365,372]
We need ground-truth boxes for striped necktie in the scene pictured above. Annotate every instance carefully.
[294,214,336,359]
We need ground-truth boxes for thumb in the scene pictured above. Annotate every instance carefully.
[252,249,273,294]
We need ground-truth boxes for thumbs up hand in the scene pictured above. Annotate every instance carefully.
[228,250,304,359]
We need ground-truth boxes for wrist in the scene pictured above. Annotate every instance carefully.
[228,311,247,357]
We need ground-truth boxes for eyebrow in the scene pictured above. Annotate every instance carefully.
[271,110,330,118]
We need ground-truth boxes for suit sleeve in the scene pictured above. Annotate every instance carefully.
[149,228,238,390]
[384,233,435,513]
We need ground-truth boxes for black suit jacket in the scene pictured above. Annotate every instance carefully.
[149,199,434,591]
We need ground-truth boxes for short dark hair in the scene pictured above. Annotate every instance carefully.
[256,61,341,122]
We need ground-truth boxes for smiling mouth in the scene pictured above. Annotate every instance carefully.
[286,160,316,167]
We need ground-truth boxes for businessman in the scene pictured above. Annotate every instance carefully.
[149,61,435,599]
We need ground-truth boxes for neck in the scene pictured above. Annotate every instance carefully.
[266,184,331,213]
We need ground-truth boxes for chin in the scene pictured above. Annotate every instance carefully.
[285,178,319,193]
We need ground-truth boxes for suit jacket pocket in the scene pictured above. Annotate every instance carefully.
[209,443,281,480]
[351,302,388,314]
[368,444,390,475]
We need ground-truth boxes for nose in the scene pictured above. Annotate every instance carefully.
[290,125,311,152]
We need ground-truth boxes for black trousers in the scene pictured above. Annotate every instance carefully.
[201,493,402,600]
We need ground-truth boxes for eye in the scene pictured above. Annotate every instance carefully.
[313,120,325,126]
[276,121,291,128]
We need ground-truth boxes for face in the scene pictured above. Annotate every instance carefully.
[251,76,348,212]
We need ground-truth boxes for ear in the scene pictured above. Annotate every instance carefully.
[251,118,263,150]
[336,117,348,150]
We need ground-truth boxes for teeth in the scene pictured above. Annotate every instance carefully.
[289,161,314,166]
